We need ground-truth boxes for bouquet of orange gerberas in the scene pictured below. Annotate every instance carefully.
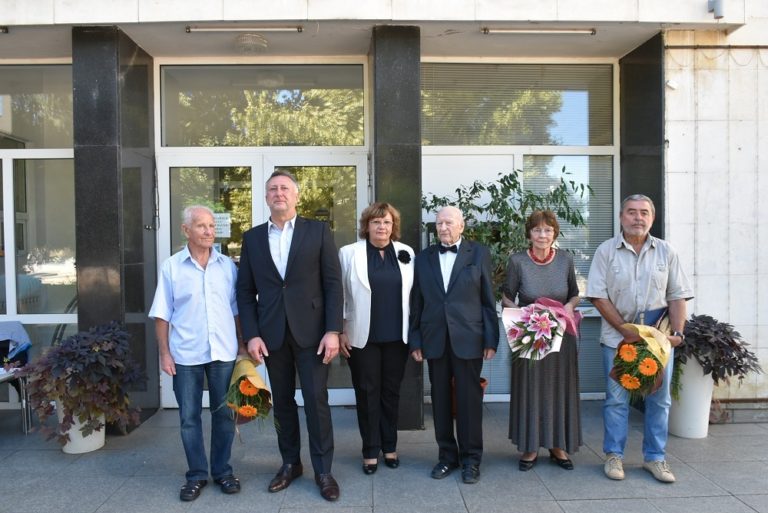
[609,323,671,399]
[224,356,272,425]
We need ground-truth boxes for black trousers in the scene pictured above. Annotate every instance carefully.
[348,341,408,458]
[427,342,484,466]
[265,326,334,475]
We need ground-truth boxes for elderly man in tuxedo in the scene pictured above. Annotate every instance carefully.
[236,170,343,501]
[409,206,498,484]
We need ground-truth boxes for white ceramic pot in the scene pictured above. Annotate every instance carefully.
[668,359,714,439]
[56,402,106,454]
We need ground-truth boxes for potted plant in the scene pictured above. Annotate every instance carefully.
[669,314,762,438]
[22,322,145,453]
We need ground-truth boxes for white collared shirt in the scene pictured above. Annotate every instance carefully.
[439,238,461,292]
[268,215,296,279]
[149,245,239,365]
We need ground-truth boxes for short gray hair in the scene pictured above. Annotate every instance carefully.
[266,170,300,192]
[620,194,655,217]
[182,205,215,226]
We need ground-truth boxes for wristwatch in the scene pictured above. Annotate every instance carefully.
[672,330,686,341]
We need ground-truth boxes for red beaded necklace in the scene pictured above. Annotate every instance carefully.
[528,247,555,265]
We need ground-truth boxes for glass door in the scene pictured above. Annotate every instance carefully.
[156,151,367,407]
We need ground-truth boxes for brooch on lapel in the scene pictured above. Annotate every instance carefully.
[397,250,411,264]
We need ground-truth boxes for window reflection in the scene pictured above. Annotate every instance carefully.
[11,160,77,314]
[170,167,252,261]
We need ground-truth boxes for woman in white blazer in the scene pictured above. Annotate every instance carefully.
[339,202,415,475]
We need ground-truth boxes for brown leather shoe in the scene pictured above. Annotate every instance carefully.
[314,473,340,501]
[268,463,303,493]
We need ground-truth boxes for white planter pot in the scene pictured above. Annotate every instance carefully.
[56,402,106,454]
[668,359,714,439]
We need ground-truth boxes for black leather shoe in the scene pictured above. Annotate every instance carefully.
[362,462,378,474]
[179,480,207,501]
[214,475,241,494]
[315,473,340,501]
[462,464,480,484]
[268,463,303,493]
[518,456,538,472]
[549,451,574,470]
[430,462,458,480]
[384,457,400,469]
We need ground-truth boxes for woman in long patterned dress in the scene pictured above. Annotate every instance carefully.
[503,210,582,471]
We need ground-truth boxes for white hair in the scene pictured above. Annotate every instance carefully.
[182,205,215,226]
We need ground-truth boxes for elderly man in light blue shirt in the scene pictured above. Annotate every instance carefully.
[587,194,693,484]
[149,205,242,502]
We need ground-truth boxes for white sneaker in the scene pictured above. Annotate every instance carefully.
[604,453,625,480]
[643,460,676,483]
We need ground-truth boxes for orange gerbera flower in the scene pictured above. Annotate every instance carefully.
[620,374,641,390]
[619,344,638,362]
[238,405,258,417]
[638,357,659,376]
[239,378,259,397]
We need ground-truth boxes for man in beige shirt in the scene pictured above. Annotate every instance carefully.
[586,194,693,484]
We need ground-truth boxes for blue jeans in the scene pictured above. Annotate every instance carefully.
[173,360,236,481]
[601,344,674,462]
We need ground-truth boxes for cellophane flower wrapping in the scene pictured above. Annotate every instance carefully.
[609,323,671,399]
[224,357,272,425]
[502,302,566,361]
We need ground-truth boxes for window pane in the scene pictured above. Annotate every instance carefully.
[279,166,358,249]
[0,65,73,149]
[15,160,77,314]
[162,65,364,147]
[522,155,614,292]
[422,63,612,146]
[169,167,252,260]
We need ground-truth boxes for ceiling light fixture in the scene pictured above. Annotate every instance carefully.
[481,27,596,36]
[186,24,302,33]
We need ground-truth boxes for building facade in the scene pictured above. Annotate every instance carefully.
[1,1,766,423]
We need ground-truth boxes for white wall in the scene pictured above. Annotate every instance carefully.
[0,0,746,25]
[665,15,768,399]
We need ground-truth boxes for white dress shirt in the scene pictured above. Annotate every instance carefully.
[439,238,461,292]
[268,215,296,279]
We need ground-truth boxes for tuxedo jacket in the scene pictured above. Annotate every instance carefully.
[236,216,343,350]
[409,240,499,360]
[338,240,415,349]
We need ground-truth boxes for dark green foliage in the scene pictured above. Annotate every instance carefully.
[22,322,146,446]
[422,168,591,299]
[672,314,762,400]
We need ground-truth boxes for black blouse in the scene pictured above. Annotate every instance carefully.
[366,240,403,343]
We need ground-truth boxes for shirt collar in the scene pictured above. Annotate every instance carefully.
[440,237,462,250]
[268,215,297,232]
[182,244,224,263]
[617,233,657,250]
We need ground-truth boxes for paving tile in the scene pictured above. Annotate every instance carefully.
[5,474,126,513]
[558,498,656,513]
[687,461,768,494]
[736,494,768,513]
[649,495,757,513]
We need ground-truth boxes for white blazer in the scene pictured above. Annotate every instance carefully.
[338,239,415,349]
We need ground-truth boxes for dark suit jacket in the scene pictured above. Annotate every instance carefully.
[236,216,343,350]
[409,240,499,359]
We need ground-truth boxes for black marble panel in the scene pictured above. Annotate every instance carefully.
[72,27,120,147]
[372,143,422,249]
[371,25,423,430]
[620,33,664,238]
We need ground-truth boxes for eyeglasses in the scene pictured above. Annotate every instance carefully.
[531,228,555,235]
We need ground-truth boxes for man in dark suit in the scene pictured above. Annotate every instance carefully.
[409,206,498,484]
[236,170,343,501]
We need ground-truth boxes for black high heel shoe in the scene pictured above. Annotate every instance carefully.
[518,456,538,471]
[362,462,378,474]
[384,457,400,469]
[548,450,574,470]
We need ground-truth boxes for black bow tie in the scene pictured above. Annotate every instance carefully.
[439,244,458,254]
